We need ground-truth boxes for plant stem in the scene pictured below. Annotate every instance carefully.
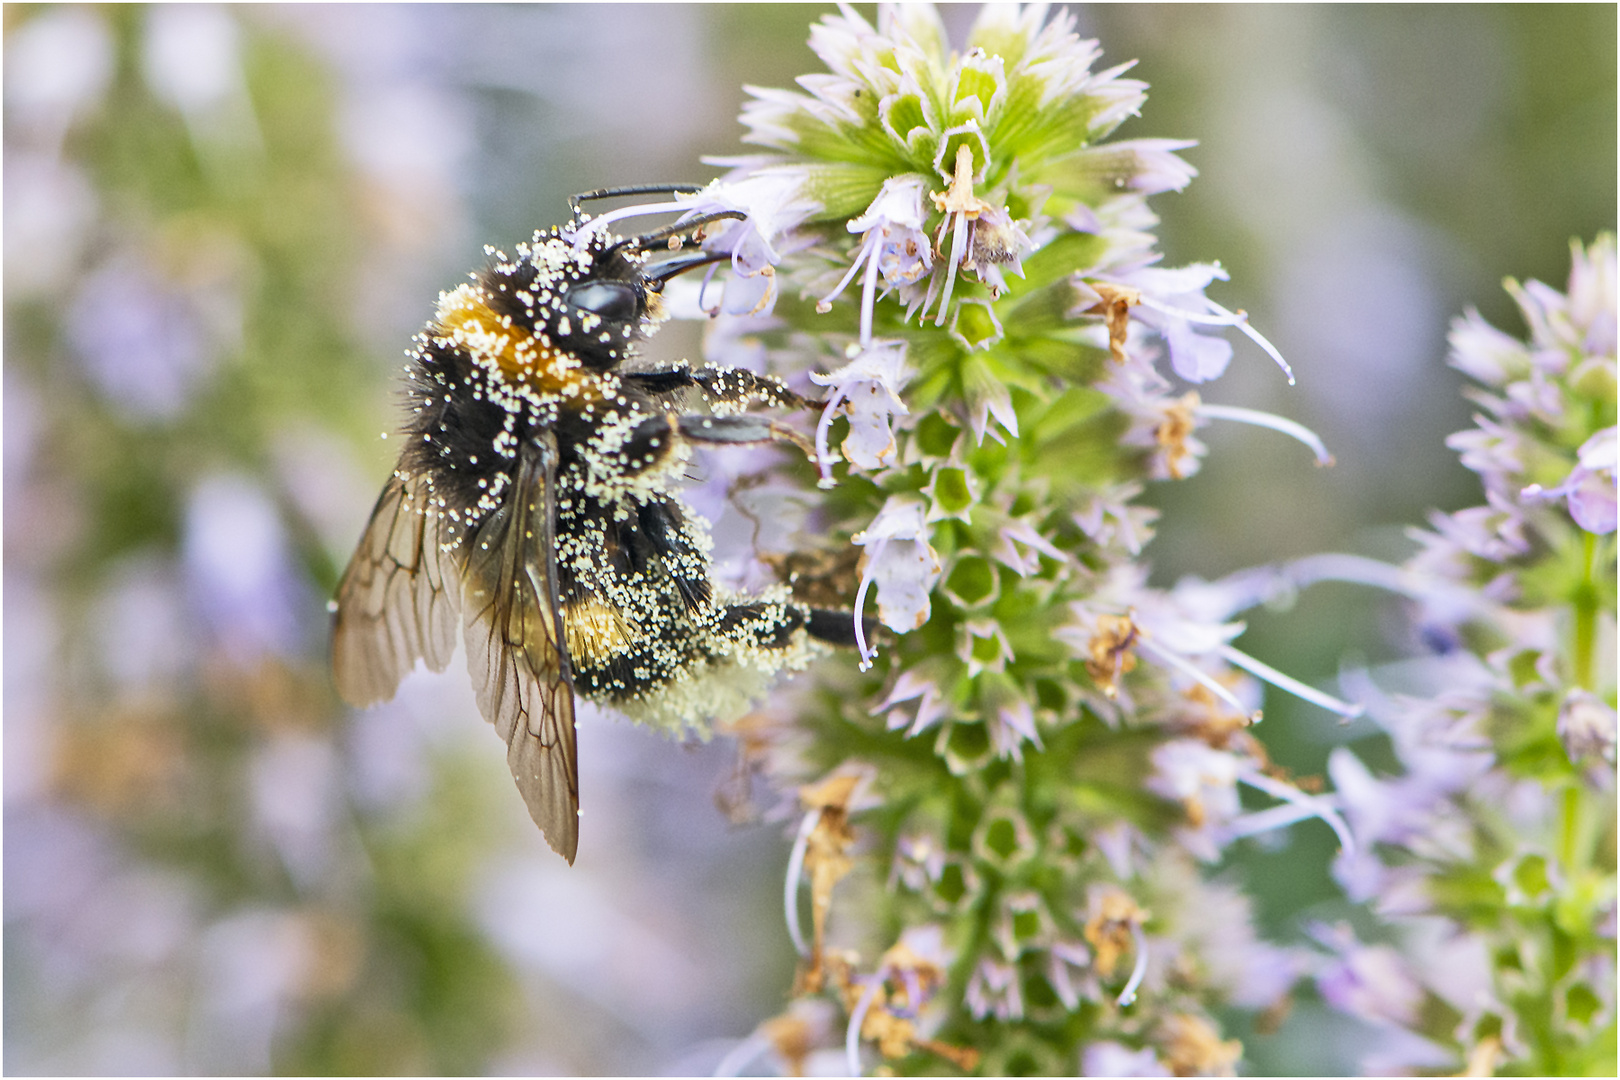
[1572,530,1598,690]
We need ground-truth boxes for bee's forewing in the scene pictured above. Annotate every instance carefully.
[332,471,463,707]
[462,434,580,863]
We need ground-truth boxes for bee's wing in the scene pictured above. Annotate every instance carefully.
[332,470,464,707]
[462,433,580,863]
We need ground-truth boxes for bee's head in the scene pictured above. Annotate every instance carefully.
[486,208,746,373]
[539,236,652,370]
[558,210,746,370]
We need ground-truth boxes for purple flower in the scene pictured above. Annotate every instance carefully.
[68,256,219,421]
[1146,740,1243,861]
[989,698,1042,762]
[961,357,1018,444]
[1557,688,1617,765]
[1521,425,1617,534]
[674,171,816,316]
[1448,308,1530,387]
[1312,924,1424,1028]
[809,340,911,481]
[1167,875,1307,1010]
[1067,138,1198,197]
[1146,735,1356,863]
[877,670,948,737]
[182,473,303,661]
[816,175,934,344]
[966,957,1023,1021]
[1420,491,1532,566]
[1075,263,1295,385]
[993,518,1067,577]
[1507,234,1618,360]
[1567,234,1618,355]
[960,204,1035,299]
[851,498,942,668]
[923,142,999,328]
[1045,939,1097,1011]
[1091,821,1146,879]
[1447,414,1524,489]
[1097,361,1209,481]
[1074,483,1159,557]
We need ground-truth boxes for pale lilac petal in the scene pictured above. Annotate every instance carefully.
[1082,1042,1170,1077]
[1164,317,1233,382]
[1568,466,1618,533]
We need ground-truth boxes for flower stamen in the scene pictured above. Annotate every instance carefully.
[1085,612,1143,698]
[845,975,882,1077]
[1085,281,1142,365]
[851,500,940,669]
[1236,769,1356,854]
[1201,298,1296,384]
[1197,402,1335,466]
[1084,886,1150,1004]
[1217,643,1364,720]
[568,199,692,247]
[1136,637,1261,723]
[930,144,991,327]
[1118,922,1149,1007]
[784,806,820,957]
[1157,392,1202,479]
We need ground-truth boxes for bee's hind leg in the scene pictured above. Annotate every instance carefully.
[716,600,872,653]
[803,607,872,648]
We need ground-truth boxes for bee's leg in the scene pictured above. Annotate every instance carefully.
[570,183,708,214]
[613,413,815,476]
[675,413,816,458]
[693,367,819,411]
[623,366,820,411]
[619,367,698,395]
[715,601,872,651]
[803,607,870,648]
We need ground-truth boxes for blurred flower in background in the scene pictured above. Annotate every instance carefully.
[1308,238,1616,1076]
[4,6,785,1074]
[4,4,1614,1076]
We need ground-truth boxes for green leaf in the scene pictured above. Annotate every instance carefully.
[945,555,998,607]
[800,162,899,221]
[930,466,977,519]
[879,90,933,150]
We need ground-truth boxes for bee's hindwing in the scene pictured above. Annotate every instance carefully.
[332,472,463,707]
[461,433,580,863]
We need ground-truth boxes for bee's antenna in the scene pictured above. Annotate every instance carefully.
[570,183,708,216]
[611,210,747,258]
[644,249,734,286]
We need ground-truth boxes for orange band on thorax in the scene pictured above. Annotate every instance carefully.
[434,284,602,402]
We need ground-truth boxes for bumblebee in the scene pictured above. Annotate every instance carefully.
[332,188,855,863]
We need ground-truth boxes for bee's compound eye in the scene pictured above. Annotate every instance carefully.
[566,281,640,322]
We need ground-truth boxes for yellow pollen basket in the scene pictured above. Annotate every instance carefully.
[563,596,637,666]
[434,285,600,400]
